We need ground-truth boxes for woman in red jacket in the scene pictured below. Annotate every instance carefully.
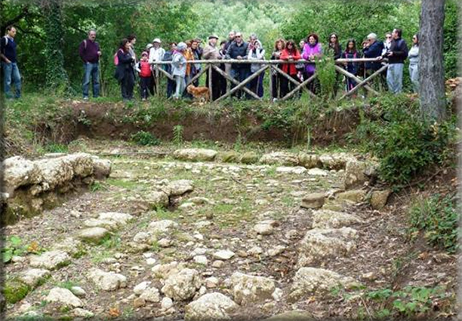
[280,40,301,98]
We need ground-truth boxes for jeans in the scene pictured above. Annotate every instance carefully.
[230,68,251,99]
[173,75,185,99]
[2,62,21,98]
[167,77,176,98]
[82,62,100,98]
[386,63,404,94]
[409,63,419,93]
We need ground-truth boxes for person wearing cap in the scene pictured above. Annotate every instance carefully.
[203,34,223,100]
[149,38,166,93]
[135,51,152,101]
[225,31,251,99]
[171,42,187,99]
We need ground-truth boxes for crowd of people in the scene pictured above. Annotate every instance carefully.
[0,24,419,102]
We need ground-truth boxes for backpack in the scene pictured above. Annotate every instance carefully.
[1,36,8,55]
[114,49,123,66]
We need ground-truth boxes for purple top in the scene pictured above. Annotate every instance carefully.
[302,43,322,73]
[79,39,100,63]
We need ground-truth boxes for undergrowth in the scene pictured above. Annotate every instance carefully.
[348,94,457,188]
[408,193,459,253]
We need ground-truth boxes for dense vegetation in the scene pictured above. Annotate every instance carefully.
[1,0,459,94]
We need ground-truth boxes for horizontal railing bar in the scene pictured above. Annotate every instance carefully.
[151,58,387,65]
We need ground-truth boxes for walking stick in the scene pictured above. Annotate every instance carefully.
[98,58,105,97]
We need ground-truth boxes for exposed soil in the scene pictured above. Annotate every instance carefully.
[32,101,360,148]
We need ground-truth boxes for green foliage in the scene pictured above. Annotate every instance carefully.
[43,143,69,153]
[316,56,337,100]
[131,130,160,146]
[350,95,456,186]
[2,235,24,263]
[408,193,459,253]
[333,284,453,319]
[173,125,184,146]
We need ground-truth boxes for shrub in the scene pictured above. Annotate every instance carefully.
[350,95,456,186]
[408,193,459,253]
[131,131,160,146]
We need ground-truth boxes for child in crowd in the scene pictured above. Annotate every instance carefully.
[135,51,152,101]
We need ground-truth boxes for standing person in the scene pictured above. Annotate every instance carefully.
[114,39,135,102]
[386,28,408,94]
[362,33,385,90]
[342,39,362,94]
[408,34,419,93]
[145,43,154,95]
[225,32,250,99]
[280,40,302,98]
[203,34,223,101]
[224,31,235,76]
[162,42,177,98]
[302,33,322,94]
[248,39,265,98]
[219,40,228,96]
[382,32,392,56]
[127,34,137,63]
[171,42,187,100]
[190,39,201,86]
[326,33,342,96]
[297,39,306,82]
[148,38,165,94]
[183,41,195,98]
[78,29,101,100]
[0,25,21,99]
[135,51,151,101]
[270,39,285,101]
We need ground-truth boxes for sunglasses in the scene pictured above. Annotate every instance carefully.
[236,36,241,38]
[386,36,392,39]
[331,36,337,38]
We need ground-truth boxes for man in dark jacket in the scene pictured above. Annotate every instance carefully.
[385,28,408,94]
[79,29,101,100]
[363,32,385,90]
[225,32,250,99]
[1,25,21,99]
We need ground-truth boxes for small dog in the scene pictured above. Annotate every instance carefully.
[186,84,210,103]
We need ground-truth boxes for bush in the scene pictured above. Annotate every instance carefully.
[350,95,456,186]
[131,131,160,146]
[408,193,459,253]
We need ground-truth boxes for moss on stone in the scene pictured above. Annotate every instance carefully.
[5,278,31,304]
[240,152,259,164]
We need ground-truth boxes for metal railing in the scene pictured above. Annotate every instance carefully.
[150,58,388,102]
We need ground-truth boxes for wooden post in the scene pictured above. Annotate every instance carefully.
[208,64,213,102]
[269,65,273,102]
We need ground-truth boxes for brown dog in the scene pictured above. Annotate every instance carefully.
[186,84,210,103]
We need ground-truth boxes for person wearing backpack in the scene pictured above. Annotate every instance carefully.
[78,29,101,100]
[135,51,152,101]
[385,28,408,94]
[1,25,21,99]
[114,39,135,102]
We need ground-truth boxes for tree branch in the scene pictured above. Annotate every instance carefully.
[1,5,30,31]
[14,25,44,40]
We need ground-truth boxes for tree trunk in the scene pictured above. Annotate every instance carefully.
[42,0,71,94]
[419,0,446,122]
